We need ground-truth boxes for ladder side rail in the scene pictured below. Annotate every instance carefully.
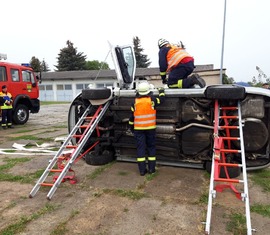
[205,99,220,234]
[77,105,102,144]
[29,105,92,198]
[46,101,111,200]
[237,101,252,235]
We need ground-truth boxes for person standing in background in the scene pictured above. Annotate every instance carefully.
[0,85,14,129]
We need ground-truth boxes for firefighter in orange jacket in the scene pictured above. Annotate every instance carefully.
[158,38,206,89]
[0,85,14,129]
[129,82,165,176]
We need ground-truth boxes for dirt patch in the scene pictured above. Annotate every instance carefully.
[0,104,269,235]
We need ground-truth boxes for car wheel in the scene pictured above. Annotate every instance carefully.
[205,161,241,178]
[13,104,29,124]
[82,88,111,100]
[85,150,114,165]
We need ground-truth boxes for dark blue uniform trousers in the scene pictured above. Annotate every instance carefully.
[134,129,156,174]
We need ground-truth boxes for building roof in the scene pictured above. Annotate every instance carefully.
[40,65,215,81]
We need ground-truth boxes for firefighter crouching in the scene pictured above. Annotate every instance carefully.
[0,85,14,129]
[129,82,166,176]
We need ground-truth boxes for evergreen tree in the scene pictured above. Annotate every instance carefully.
[133,36,151,68]
[41,59,50,72]
[222,74,235,84]
[30,56,42,72]
[55,40,87,71]
[85,60,110,70]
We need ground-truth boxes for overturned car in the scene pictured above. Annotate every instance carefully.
[68,44,270,173]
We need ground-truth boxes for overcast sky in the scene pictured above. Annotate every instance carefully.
[1,0,270,83]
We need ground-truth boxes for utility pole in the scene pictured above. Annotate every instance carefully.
[220,0,227,84]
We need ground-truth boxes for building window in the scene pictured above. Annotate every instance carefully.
[65,84,72,90]
[57,84,64,90]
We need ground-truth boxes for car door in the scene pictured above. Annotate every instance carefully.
[110,43,136,89]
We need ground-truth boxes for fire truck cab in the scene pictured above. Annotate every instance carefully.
[0,61,40,124]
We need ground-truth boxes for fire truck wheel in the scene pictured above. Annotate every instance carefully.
[85,150,114,165]
[204,161,241,178]
[82,88,111,100]
[13,104,29,125]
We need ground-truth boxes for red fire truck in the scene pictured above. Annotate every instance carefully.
[0,59,40,124]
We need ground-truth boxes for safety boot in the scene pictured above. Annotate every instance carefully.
[190,73,206,88]
[138,162,147,176]
[148,160,156,174]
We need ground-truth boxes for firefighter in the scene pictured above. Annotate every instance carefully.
[129,82,165,176]
[158,38,206,89]
[0,85,14,129]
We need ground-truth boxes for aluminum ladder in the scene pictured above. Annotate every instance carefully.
[29,101,110,200]
[205,100,253,235]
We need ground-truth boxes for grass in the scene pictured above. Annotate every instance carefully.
[0,157,45,183]
[251,204,270,218]
[50,210,79,235]
[9,135,54,142]
[41,101,69,105]
[250,168,270,192]
[226,212,247,235]
[103,188,146,200]
[0,203,58,235]
[86,162,114,180]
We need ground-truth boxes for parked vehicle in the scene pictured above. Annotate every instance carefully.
[68,44,270,173]
[0,61,40,124]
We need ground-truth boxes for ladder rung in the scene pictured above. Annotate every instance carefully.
[222,137,240,141]
[50,169,63,172]
[85,117,93,120]
[220,107,238,110]
[41,183,54,187]
[72,134,82,138]
[80,125,88,128]
[220,115,238,119]
[66,145,77,148]
[218,163,242,167]
[214,178,243,183]
[219,126,239,129]
[220,149,240,153]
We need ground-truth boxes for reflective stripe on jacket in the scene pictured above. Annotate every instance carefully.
[134,97,156,130]
[0,92,13,109]
[166,46,192,72]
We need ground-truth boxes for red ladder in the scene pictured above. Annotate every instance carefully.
[205,100,253,234]
[29,101,110,200]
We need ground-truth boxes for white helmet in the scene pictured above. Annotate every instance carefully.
[158,38,169,48]
[137,82,151,95]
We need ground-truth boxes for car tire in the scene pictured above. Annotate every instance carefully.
[205,161,241,178]
[82,88,111,100]
[85,150,114,165]
[13,104,29,124]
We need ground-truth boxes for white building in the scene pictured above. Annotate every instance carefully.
[39,65,223,102]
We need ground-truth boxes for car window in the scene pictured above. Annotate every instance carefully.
[0,66,7,81]
[115,46,135,84]
[11,69,19,81]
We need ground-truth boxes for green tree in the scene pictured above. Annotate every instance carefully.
[222,74,235,84]
[41,59,50,72]
[30,56,42,72]
[133,36,151,68]
[55,40,87,71]
[85,60,110,70]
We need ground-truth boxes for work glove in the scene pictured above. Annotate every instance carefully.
[158,87,165,94]
[161,75,167,84]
